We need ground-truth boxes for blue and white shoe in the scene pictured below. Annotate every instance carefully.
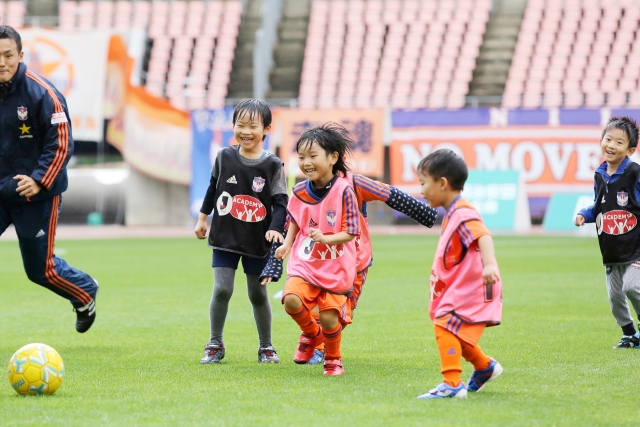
[417,382,467,399]
[467,358,503,392]
[305,349,324,365]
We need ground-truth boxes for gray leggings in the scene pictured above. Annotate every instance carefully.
[606,262,640,328]
[209,267,273,348]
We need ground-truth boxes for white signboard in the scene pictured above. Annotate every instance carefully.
[20,29,111,141]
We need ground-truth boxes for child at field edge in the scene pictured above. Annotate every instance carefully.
[575,116,640,349]
[275,122,360,376]
[416,149,503,399]
[194,99,288,364]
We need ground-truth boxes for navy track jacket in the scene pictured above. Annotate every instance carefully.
[0,63,73,203]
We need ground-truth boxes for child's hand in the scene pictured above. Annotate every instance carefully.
[275,244,291,261]
[265,230,284,244]
[261,276,272,285]
[574,214,585,226]
[482,264,500,285]
[194,219,208,239]
[309,228,326,244]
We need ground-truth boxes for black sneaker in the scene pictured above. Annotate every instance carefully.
[75,299,96,333]
[613,334,640,348]
[201,342,225,364]
[257,346,280,363]
[75,280,98,333]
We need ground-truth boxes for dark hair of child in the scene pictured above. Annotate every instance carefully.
[232,99,272,140]
[416,149,468,191]
[601,116,640,149]
[296,122,354,176]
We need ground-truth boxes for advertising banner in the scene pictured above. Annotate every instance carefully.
[461,170,530,232]
[21,29,111,141]
[276,109,385,178]
[119,86,191,185]
[543,192,596,235]
[189,108,277,217]
[390,108,640,197]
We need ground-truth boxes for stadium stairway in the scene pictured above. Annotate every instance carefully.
[468,0,526,104]
[266,0,311,100]
[27,0,57,20]
[228,0,263,99]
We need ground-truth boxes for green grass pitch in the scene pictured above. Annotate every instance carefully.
[1,234,639,426]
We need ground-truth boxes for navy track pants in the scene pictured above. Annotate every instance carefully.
[0,195,97,308]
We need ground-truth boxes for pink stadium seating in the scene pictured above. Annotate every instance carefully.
[504,0,640,108]
[298,0,491,109]
[57,0,241,111]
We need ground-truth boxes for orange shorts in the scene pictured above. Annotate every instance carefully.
[283,276,351,325]
[434,313,487,346]
[348,267,369,311]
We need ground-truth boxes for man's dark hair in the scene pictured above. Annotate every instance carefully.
[601,116,639,149]
[0,26,22,53]
[416,149,468,191]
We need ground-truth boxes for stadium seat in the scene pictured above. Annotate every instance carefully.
[505,0,640,107]
[59,1,77,30]
[298,0,489,108]
[77,1,95,30]
[58,0,241,111]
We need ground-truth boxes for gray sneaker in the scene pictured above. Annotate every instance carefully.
[201,342,225,364]
[257,346,280,363]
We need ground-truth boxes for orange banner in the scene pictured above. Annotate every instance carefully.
[276,109,385,178]
[390,126,613,196]
[104,34,133,151]
[105,36,191,186]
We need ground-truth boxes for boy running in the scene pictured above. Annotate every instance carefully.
[416,149,503,399]
[575,116,640,349]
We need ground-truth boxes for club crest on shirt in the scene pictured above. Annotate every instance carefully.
[17,106,27,121]
[617,191,628,206]
[252,176,265,192]
[326,209,337,226]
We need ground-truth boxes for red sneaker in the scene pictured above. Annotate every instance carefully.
[323,358,344,376]
[293,332,324,364]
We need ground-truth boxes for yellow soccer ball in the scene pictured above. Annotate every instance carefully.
[7,343,65,395]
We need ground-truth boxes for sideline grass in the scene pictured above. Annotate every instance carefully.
[1,235,639,426]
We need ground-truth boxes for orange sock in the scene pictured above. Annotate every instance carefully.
[434,325,462,387]
[461,342,491,371]
[323,323,342,359]
[285,305,320,337]
[310,311,325,352]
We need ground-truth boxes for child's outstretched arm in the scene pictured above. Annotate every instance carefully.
[478,235,500,285]
[353,174,438,227]
[385,186,438,227]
